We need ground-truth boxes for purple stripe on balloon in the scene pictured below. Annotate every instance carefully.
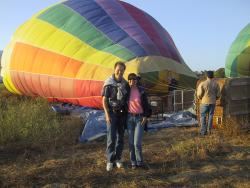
[119,1,172,59]
[145,13,181,63]
[97,0,161,56]
[63,0,147,57]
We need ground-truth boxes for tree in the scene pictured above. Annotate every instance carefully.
[214,68,225,78]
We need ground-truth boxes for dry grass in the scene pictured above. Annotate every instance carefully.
[220,115,250,137]
[1,127,249,188]
[0,83,250,187]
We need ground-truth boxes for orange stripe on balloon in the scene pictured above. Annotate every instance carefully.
[10,70,104,107]
[10,42,83,77]
[9,42,106,107]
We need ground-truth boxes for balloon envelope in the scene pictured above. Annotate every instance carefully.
[1,0,197,108]
[225,23,250,78]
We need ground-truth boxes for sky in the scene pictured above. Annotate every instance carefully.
[0,0,249,71]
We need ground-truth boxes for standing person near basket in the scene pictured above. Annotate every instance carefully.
[102,62,130,171]
[127,73,152,169]
[197,71,221,136]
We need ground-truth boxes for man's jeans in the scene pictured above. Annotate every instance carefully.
[127,114,144,166]
[200,104,215,135]
[106,113,126,163]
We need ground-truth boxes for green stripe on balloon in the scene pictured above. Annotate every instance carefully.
[225,23,250,77]
[37,4,135,61]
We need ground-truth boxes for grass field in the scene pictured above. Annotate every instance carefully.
[0,83,249,187]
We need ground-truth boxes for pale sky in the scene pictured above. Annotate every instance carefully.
[0,0,249,71]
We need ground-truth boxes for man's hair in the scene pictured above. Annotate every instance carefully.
[206,71,214,78]
[114,61,126,70]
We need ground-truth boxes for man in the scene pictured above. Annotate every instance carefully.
[197,71,221,135]
[167,77,178,112]
[169,77,178,92]
[102,61,129,171]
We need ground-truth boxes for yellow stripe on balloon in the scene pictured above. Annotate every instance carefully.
[247,40,250,47]
[0,41,21,94]
[126,56,197,78]
[12,18,124,69]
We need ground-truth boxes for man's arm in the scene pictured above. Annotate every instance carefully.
[197,83,204,100]
[103,96,111,125]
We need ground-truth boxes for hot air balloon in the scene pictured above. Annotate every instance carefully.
[225,23,250,78]
[1,0,197,109]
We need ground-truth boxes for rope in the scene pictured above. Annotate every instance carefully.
[141,78,195,91]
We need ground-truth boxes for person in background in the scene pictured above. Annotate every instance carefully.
[169,77,178,92]
[126,73,152,169]
[102,62,130,171]
[167,77,178,112]
[197,71,221,135]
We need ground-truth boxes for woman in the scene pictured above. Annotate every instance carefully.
[127,73,151,169]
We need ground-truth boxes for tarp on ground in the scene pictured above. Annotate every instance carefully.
[52,104,198,142]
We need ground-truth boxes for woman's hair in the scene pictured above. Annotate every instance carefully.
[128,73,138,80]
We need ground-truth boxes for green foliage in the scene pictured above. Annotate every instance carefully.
[195,68,225,79]
[195,70,206,80]
[214,68,225,78]
[0,84,82,150]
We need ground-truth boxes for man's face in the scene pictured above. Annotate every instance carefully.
[114,65,125,81]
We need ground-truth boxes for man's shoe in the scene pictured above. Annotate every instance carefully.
[116,160,123,168]
[106,163,113,171]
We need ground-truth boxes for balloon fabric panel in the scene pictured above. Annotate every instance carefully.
[119,1,181,62]
[97,0,161,56]
[225,23,250,77]
[38,4,135,61]
[63,0,147,57]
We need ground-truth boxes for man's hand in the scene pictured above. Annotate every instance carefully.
[103,96,111,125]
[106,114,111,125]
[141,117,147,126]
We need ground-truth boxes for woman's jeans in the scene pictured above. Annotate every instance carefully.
[106,113,126,163]
[200,104,215,135]
[127,114,144,166]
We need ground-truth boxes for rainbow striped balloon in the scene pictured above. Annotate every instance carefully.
[1,0,197,109]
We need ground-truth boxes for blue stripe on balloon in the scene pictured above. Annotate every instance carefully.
[97,0,161,56]
[63,0,147,57]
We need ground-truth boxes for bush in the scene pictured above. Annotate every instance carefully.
[214,68,225,78]
[0,84,82,151]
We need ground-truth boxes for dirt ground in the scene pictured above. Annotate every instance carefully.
[0,127,249,188]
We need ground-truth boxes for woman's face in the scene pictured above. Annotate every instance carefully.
[128,77,137,87]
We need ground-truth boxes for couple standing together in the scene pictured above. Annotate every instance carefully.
[102,61,151,171]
